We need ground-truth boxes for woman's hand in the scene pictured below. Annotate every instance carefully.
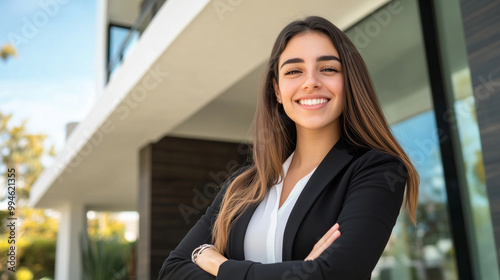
[195,247,228,276]
[304,223,341,261]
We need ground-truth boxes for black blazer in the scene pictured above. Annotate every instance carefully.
[159,137,407,280]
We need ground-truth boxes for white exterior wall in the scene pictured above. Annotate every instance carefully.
[95,0,108,98]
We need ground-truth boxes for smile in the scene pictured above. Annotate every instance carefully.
[297,98,330,105]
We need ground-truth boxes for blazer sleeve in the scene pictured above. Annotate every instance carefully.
[216,150,408,280]
[158,166,249,280]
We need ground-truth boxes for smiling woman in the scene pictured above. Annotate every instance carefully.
[274,31,345,135]
[158,16,419,280]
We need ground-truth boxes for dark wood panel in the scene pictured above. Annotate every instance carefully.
[460,0,500,269]
[140,136,249,279]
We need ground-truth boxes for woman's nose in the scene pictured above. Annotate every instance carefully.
[301,71,322,91]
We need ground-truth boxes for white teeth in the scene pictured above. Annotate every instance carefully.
[298,98,329,105]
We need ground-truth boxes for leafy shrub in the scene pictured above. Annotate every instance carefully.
[81,235,132,280]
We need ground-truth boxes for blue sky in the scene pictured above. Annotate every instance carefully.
[0,0,97,157]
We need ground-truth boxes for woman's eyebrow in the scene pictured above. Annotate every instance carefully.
[280,55,342,69]
[318,55,341,63]
[280,58,303,69]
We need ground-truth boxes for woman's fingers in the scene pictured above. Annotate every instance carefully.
[318,223,339,245]
[323,229,341,250]
[304,223,341,261]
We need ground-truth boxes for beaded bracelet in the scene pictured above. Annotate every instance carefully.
[191,244,216,264]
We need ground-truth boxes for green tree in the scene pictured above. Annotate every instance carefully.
[0,110,134,279]
[87,212,126,240]
[0,111,57,280]
[1,112,55,202]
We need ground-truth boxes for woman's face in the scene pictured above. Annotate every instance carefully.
[274,31,344,134]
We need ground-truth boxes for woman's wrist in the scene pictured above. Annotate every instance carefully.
[192,244,227,276]
[191,244,216,264]
[205,250,228,276]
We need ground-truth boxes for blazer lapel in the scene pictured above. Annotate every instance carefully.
[227,203,258,260]
[282,137,355,260]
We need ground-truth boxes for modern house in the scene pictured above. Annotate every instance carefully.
[29,0,500,279]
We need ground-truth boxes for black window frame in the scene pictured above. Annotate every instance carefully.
[417,0,475,279]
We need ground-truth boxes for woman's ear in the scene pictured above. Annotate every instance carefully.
[273,78,281,103]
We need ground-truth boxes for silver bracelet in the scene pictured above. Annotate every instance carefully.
[191,244,216,264]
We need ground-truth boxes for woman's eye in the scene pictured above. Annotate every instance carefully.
[321,67,338,72]
[284,69,301,75]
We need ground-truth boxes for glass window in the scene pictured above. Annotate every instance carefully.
[107,25,139,79]
[346,0,459,278]
[433,0,499,279]
[106,1,167,81]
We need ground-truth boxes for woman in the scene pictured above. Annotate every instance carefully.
[158,16,418,280]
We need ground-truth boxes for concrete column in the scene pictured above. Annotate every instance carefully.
[54,202,86,280]
[137,145,152,280]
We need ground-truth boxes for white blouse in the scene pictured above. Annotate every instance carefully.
[244,151,318,263]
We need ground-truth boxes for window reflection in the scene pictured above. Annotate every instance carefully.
[345,0,459,278]
[372,112,458,280]
[108,25,139,79]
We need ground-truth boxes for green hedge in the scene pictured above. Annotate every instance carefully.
[0,234,133,280]
[0,236,56,279]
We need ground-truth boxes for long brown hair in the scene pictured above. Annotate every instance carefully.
[212,16,419,254]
